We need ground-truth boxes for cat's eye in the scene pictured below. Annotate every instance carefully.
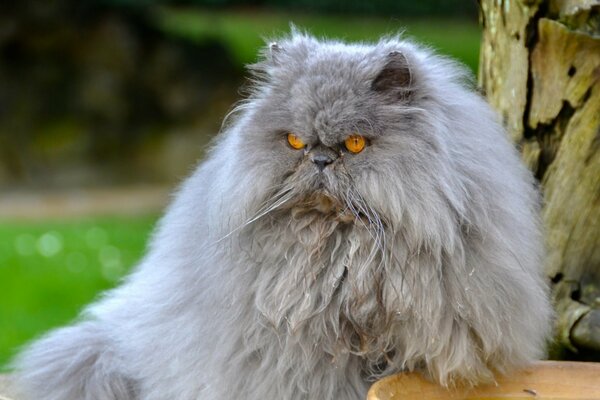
[344,135,366,153]
[287,133,305,150]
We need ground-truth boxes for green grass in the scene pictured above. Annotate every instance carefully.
[0,215,158,370]
[154,8,481,73]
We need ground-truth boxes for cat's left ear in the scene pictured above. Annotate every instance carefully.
[371,51,413,99]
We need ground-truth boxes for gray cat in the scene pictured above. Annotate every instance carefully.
[15,31,552,400]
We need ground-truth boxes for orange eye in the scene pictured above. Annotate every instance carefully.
[287,133,305,150]
[344,135,366,153]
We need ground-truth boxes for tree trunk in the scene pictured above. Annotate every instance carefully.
[479,0,600,358]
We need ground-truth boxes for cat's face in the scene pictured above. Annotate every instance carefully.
[231,34,458,238]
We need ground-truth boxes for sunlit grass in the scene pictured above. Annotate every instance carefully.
[154,8,481,73]
[0,216,158,370]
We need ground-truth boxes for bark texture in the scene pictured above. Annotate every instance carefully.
[479,0,600,357]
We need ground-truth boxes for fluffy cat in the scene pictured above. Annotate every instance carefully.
[15,31,552,400]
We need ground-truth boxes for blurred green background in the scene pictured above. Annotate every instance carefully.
[0,0,480,369]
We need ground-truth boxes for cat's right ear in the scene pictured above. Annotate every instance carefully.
[371,51,413,100]
[249,41,284,81]
[267,42,283,65]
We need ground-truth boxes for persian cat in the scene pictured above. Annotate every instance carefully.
[15,32,552,400]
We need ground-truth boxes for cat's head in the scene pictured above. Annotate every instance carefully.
[223,31,480,247]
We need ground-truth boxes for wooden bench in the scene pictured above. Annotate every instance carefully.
[368,361,600,400]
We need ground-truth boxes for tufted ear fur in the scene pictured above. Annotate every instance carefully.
[268,41,283,65]
[371,51,413,99]
[248,41,285,82]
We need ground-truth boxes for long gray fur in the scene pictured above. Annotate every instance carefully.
[14,31,552,400]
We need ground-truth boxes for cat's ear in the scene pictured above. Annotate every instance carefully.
[267,41,283,65]
[371,51,413,99]
[249,41,284,80]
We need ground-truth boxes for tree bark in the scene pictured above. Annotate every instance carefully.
[479,0,600,358]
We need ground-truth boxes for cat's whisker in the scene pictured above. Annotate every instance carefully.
[339,164,387,267]
[212,187,295,244]
[344,188,389,275]
[246,191,295,223]
[249,183,292,213]
[341,193,380,271]
[345,189,383,248]
[220,100,251,131]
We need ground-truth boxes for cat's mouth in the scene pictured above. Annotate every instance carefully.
[279,167,366,223]
[291,191,358,223]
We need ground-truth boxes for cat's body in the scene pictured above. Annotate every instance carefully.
[15,32,552,400]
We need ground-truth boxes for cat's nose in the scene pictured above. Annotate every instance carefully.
[311,154,335,171]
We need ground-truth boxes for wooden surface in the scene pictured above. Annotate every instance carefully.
[367,361,600,400]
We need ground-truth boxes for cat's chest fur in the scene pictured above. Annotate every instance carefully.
[240,209,396,360]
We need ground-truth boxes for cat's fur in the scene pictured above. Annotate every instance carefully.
[15,31,552,400]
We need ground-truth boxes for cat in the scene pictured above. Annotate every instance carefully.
[14,31,552,400]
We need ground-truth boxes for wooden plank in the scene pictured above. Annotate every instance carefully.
[367,361,600,400]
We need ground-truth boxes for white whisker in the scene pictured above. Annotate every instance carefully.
[212,187,295,244]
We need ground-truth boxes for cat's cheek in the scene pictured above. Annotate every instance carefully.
[272,151,306,179]
[339,147,370,171]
